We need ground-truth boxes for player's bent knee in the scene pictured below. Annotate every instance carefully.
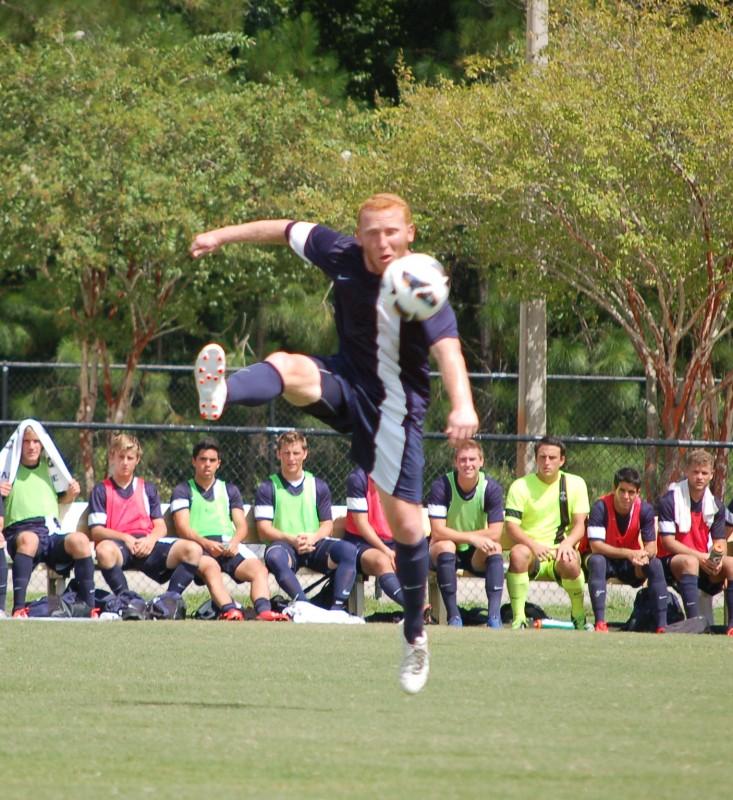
[429,540,456,558]
[64,531,92,558]
[173,540,202,564]
[16,530,40,553]
[94,541,118,567]
[509,544,531,570]
[236,558,267,582]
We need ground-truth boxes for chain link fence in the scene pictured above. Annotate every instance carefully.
[1,361,729,617]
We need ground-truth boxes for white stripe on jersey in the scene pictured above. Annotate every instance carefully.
[169,497,189,513]
[587,525,607,541]
[255,504,274,520]
[347,496,368,512]
[372,297,408,494]
[288,222,317,263]
[427,503,447,519]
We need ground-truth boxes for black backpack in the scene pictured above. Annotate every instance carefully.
[500,601,548,624]
[147,592,186,620]
[622,587,685,632]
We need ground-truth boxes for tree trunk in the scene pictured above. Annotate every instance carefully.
[75,337,99,494]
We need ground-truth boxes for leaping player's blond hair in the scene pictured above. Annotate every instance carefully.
[357,193,413,226]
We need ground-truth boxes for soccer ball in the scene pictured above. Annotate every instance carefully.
[381,253,449,321]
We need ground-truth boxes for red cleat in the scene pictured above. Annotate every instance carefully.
[594,621,609,633]
[90,608,101,619]
[12,607,29,618]
[219,608,244,621]
[256,610,290,622]
[656,627,666,634]
[726,627,733,637]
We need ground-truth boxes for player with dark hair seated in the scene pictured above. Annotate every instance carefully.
[170,438,287,621]
[583,466,668,633]
[505,436,590,630]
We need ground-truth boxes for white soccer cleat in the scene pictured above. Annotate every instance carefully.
[195,343,228,420]
[399,631,429,694]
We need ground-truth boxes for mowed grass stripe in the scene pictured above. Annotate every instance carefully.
[0,622,728,800]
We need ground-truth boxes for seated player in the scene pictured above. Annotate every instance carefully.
[427,440,505,628]
[342,466,404,608]
[170,438,288,621]
[504,436,590,629]
[89,433,203,600]
[657,448,733,633]
[583,467,668,633]
[255,431,358,611]
[0,420,95,617]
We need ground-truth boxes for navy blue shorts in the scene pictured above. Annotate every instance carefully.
[343,532,394,572]
[660,555,725,596]
[265,537,340,576]
[582,553,645,587]
[115,539,176,584]
[6,524,75,576]
[309,355,425,504]
[193,536,246,585]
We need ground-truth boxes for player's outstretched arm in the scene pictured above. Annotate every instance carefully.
[431,337,479,445]
[190,220,293,258]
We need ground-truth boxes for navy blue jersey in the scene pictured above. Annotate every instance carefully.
[426,472,505,525]
[587,498,657,543]
[287,222,458,423]
[169,480,244,514]
[254,473,332,523]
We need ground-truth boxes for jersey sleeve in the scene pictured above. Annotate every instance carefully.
[254,480,275,522]
[315,478,333,522]
[421,302,459,346]
[567,474,590,516]
[87,482,109,528]
[287,222,356,282]
[169,482,192,514]
[710,502,726,540]
[427,476,451,519]
[586,499,609,542]
[726,497,733,527]
[226,483,245,511]
[144,481,163,520]
[504,478,527,523]
[639,501,657,542]
[656,491,676,536]
[484,478,505,524]
[346,468,368,513]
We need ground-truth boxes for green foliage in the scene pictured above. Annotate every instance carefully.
[0,28,354,422]
[239,12,349,99]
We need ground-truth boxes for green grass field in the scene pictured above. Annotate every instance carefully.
[0,620,729,800]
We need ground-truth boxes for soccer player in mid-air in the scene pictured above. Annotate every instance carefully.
[190,193,478,693]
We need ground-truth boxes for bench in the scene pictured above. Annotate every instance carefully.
[45,502,369,615]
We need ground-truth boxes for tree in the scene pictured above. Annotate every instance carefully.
[0,23,352,487]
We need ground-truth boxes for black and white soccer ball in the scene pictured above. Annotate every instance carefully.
[381,253,449,321]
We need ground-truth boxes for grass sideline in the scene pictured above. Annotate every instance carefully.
[0,621,730,800]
